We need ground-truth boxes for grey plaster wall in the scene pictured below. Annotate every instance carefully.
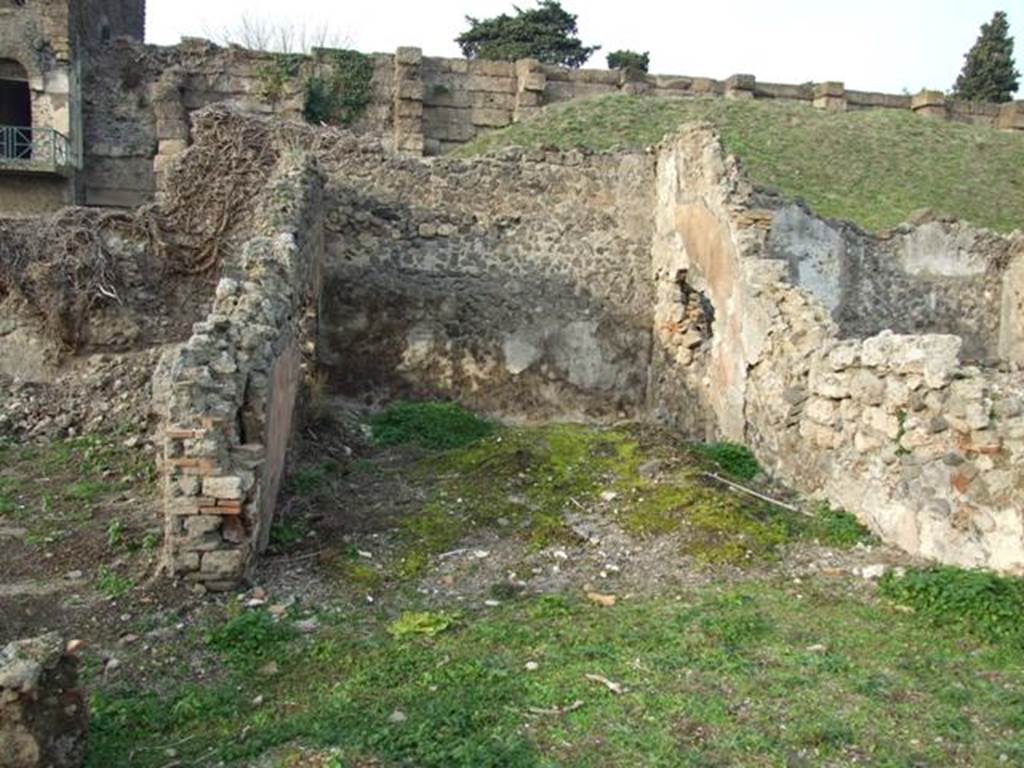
[766,204,1015,361]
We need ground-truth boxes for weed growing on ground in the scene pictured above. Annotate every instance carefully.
[269,517,309,546]
[206,609,297,669]
[368,401,494,450]
[693,441,761,481]
[879,566,1024,647]
[95,565,134,598]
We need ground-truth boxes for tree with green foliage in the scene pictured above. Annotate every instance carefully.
[951,10,1020,103]
[455,1,599,68]
[606,50,650,74]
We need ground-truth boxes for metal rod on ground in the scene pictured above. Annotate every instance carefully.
[701,472,804,515]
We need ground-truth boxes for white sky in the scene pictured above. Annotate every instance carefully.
[145,1,1024,94]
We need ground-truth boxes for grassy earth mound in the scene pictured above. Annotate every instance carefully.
[456,95,1024,234]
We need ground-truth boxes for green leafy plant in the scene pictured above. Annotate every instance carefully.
[606,49,649,75]
[807,503,874,548]
[257,53,306,105]
[269,517,309,546]
[106,520,125,549]
[387,611,456,639]
[206,609,296,666]
[304,49,374,126]
[879,566,1024,646]
[455,0,599,67]
[693,441,761,481]
[368,401,494,450]
[96,565,134,598]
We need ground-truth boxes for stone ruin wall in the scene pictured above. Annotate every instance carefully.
[765,205,1015,362]
[155,147,324,588]
[651,124,1024,574]
[74,39,1024,210]
[306,129,656,420]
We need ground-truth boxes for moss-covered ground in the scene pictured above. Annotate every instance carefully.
[456,95,1024,234]
[71,404,1024,767]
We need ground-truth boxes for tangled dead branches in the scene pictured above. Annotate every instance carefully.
[0,209,144,349]
[152,109,280,274]
[0,108,285,349]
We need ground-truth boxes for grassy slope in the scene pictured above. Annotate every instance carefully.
[456,95,1024,234]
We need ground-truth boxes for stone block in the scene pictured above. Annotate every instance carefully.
[200,549,245,579]
[467,75,516,94]
[805,397,837,425]
[397,80,424,101]
[395,47,422,66]
[519,72,546,93]
[471,107,512,128]
[0,633,87,768]
[911,90,947,119]
[202,475,243,500]
[849,369,885,405]
[725,73,755,98]
[809,368,850,399]
[997,101,1024,131]
[469,59,515,77]
[865,406,902,440]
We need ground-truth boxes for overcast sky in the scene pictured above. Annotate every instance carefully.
[145,1,1023,94]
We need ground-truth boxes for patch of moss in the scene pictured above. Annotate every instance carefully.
[397,424,639,575]
[333,561,383,590]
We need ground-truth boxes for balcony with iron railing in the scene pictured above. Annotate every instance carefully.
[0,125,76,176]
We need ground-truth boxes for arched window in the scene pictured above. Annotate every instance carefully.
[0,58,32,160]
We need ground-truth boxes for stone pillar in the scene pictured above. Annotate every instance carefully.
[0,634,87,768]
[514,59,546,122]
[911,90,948,120]
[393,47,425,155]
[813,81,847,111]
[997,101,1024,132]
[725,74,756,100]
[151,67,189,199]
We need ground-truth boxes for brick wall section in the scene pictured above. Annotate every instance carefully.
[158,151,324,589]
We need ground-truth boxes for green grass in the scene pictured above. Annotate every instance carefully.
[86,584,1024,767]
[880,566,1024,647]
[369,401,495,450]
[456,95,1024,233]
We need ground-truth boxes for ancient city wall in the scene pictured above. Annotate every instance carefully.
[75,40,1024,209]
[651,124,1024,574]
[157,146,324,589]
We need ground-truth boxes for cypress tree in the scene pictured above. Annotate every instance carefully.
[952,11,1020,103]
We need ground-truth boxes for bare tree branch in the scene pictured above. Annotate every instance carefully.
[204,12,350,54]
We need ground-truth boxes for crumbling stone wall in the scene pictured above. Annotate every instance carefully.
[308,133,656,419]
[765,203,1019,362]
[0,633,87,768]
[652,124,1024,574]
[158,151,324,588]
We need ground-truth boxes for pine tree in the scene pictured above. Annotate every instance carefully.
[952,11,1020,103]
[455,1,599,69]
